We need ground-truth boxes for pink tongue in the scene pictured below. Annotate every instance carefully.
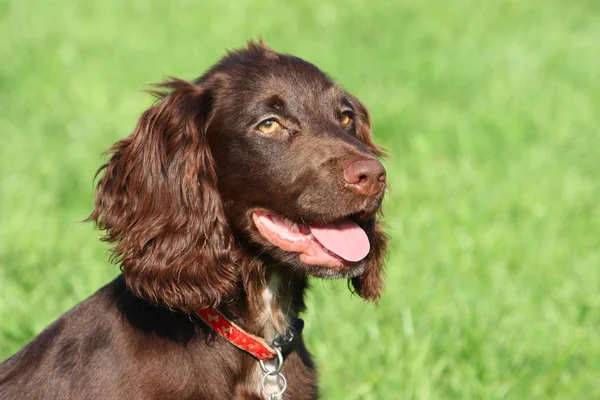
[308,220,370,262]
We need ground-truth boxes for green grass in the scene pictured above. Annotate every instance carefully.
[1,0,599,398]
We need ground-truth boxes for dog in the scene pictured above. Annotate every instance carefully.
[0,41,387,399]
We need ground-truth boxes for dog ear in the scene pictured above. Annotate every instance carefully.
[351,217,388,302]
[89,78,239,313]
[346,94,388,301]
[347,93,387,158]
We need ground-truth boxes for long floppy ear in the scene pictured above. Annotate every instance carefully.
[348,94,389,301]
[351,218,388,302]
[348,93,387,158]
[89,78,239,313]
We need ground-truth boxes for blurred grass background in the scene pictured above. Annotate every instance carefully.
[1,0,599,398]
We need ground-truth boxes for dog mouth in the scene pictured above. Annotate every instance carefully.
[252,211,370,268]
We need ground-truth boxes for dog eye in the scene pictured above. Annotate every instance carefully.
[340,111,353,126]
[257,119,282,134]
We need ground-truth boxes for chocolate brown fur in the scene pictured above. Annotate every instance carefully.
[0,41,387,399]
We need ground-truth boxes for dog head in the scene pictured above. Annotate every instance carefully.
[91,41,388,312]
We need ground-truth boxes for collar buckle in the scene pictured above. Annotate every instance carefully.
[197,309,304,399]
[272,318,304,351]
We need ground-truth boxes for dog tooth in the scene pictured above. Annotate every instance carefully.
[291,222,299,232]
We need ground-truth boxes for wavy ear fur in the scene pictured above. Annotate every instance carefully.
[348,93,387,158]
[348,96,388,301]
[351,217,387,302]
[90,78,239,313]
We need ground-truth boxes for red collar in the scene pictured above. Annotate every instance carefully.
[197,308,304,361]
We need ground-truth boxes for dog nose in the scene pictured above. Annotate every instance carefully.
[343,157,386,196]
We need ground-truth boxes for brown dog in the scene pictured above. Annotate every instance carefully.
[0,41,387,399]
